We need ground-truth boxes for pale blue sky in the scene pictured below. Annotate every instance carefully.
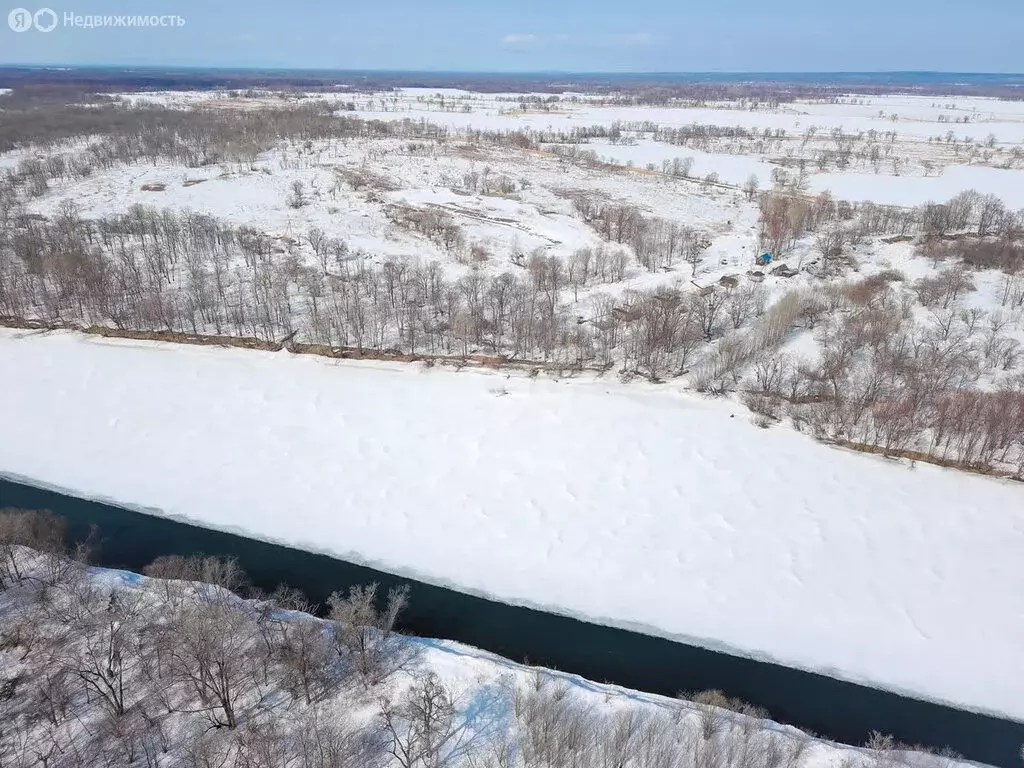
[2,0,1023,72]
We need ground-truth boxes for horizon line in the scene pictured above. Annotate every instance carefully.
[1,64,1024,78]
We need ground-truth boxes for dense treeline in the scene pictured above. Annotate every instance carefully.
[0,200,740,373]
[0,100,449,159]
[6,68,1021,102]
[6,69,1016,102]
[570,193,712,273]
[2,509,938,768]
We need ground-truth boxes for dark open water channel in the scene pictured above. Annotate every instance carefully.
[1,476,1020,766]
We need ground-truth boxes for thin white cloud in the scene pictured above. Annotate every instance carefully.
[502,33,538,45]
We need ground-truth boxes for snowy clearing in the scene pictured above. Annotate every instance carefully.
[1,328,1023,722]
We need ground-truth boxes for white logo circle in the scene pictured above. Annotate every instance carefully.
[7,7,33,31]
[34,7,57,31]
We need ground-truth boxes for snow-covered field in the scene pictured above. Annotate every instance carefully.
[48,86,1024,218]
[339,90,1024,143]
[807,164,1024,208]
[21,135,749,292]
[328,89,1024,207]
[2,328,1023,723]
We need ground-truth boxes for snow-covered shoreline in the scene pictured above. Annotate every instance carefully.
[3,539,983,768]
[1,328,1022,722]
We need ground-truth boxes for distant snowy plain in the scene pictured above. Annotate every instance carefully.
[110,88,1024,208]
[1,328,1022,722]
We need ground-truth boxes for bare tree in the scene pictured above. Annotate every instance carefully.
[307,227,329,274]
[684,234,709,277]
[814,227,846,275]
[277,618,339,705]
[178,727,237,768]
[287,180,308,209]
[751,352,791,395]
[0,509,67,588]
[232,718,298,767]
[726,283,760,329]
[296,707,387,768]
[737,174,758,202]
[327,583,410,687]
[161,594,263,729]
[61,586,148,718]
[380,672,459,768]
[695,288,729,340]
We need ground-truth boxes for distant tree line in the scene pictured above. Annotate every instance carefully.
[4,68,1023,101]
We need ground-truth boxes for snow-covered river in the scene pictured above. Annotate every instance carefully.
[2,475,1022,767]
